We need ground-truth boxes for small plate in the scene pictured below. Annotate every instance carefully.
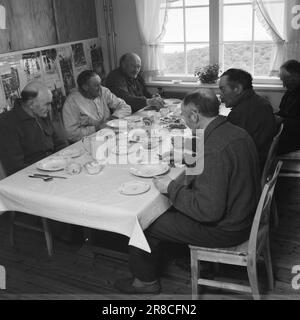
[111,145,136,155]
[119,181,151,196]
[164,99,182,105]
[130,164,170,178]
[58,148,83,158]
[37,157,67,172]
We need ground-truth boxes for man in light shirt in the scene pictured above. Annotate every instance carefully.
[63,70,132,143]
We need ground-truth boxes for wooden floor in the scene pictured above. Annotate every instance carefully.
[0,177,300,300]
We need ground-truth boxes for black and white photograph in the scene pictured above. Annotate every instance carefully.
[0,0,300,306]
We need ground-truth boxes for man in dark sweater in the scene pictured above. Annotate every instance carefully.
[0,81,83,244]
[219,69,277,170]
[0,82,68,176]
[114,89,261,294]
[276,60,300,155]
[105,53,164,112]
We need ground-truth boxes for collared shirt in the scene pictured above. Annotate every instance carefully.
[227,89,277,169]
[0,100,68,176]
[62,87,131,143]
[105,68,152,112]
[168,116,261,233]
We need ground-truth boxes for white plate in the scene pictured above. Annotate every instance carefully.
[164,99,182,105]
[111,145,136,155]
[130,164,170,178]
[124,116,143,123]
[37,157,67,172]
[58,148,83,158]
[119,181,151,196]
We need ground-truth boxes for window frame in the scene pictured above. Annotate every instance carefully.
[152,0,281,85]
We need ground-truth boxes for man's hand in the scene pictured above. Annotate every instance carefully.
[153,175,173,194]
[79,114,90,127]
[146,97,165,110]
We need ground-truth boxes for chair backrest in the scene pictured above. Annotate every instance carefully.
[249,161,283,258]
[261,123,284,188]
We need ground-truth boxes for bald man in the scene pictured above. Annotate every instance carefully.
[105,53,164,112]
[0,81,68,175]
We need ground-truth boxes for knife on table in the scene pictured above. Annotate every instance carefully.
[31,174,67,179]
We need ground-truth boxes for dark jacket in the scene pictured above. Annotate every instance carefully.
[227,89,277,169]
[277,85,300,154]
[168,116,261,233]
[0,101,68,176]
[105,68,152,112]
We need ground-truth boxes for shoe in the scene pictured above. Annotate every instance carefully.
[114,278,161,295]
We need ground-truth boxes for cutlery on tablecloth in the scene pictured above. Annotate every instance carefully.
[31,174,67,179]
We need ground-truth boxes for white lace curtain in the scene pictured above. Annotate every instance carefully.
[134,0,170,79]
[255,0,300,75]
[254,0,287,76]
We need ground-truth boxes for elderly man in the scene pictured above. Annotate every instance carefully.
[63,70,131,143]
[114,89,261,294]
[277,60,300,154]
[0,81,68,176]
[105,53,164,112]
[219,69,277,170]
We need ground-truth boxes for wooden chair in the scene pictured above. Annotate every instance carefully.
[261,123,284,227]
[189,161,283,300]
[0,161,53,257]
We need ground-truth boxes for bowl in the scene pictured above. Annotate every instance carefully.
[84,161,105,175]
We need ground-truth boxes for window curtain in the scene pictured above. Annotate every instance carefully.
[134,0,169,80]
[254,0,287,76]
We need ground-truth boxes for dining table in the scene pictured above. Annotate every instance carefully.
[0,102,188,253]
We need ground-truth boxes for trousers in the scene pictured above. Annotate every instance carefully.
[129,209,251,282]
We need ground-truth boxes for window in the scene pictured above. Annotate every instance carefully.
[157,0,283,82]
[160,0,210,77]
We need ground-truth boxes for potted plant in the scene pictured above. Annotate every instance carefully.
[195,64,220,84]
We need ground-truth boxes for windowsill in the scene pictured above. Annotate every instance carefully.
[146,80,285,92]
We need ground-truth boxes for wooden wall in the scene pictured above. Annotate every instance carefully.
[53,0,98,43]
[3,0,57,51]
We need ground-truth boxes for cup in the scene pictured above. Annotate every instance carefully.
[160,108,169,117]
[82,135,110,161]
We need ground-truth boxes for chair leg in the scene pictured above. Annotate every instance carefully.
[262,238,274,291]
[42,218,54,257]
[247,258,260,300]
[9,211,16,247]
[190,250,199,300]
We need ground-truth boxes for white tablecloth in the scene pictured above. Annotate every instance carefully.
[0,144,183,253]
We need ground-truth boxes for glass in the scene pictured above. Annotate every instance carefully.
[223,43,252,73]
[82,135,109,162]
[254,43,273,77]
[161,44,185,75]
[161,9,184,42]
[185,7,209,42]
[185,0,209,6]
[223,5,253,41]
[187,44,209,74]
